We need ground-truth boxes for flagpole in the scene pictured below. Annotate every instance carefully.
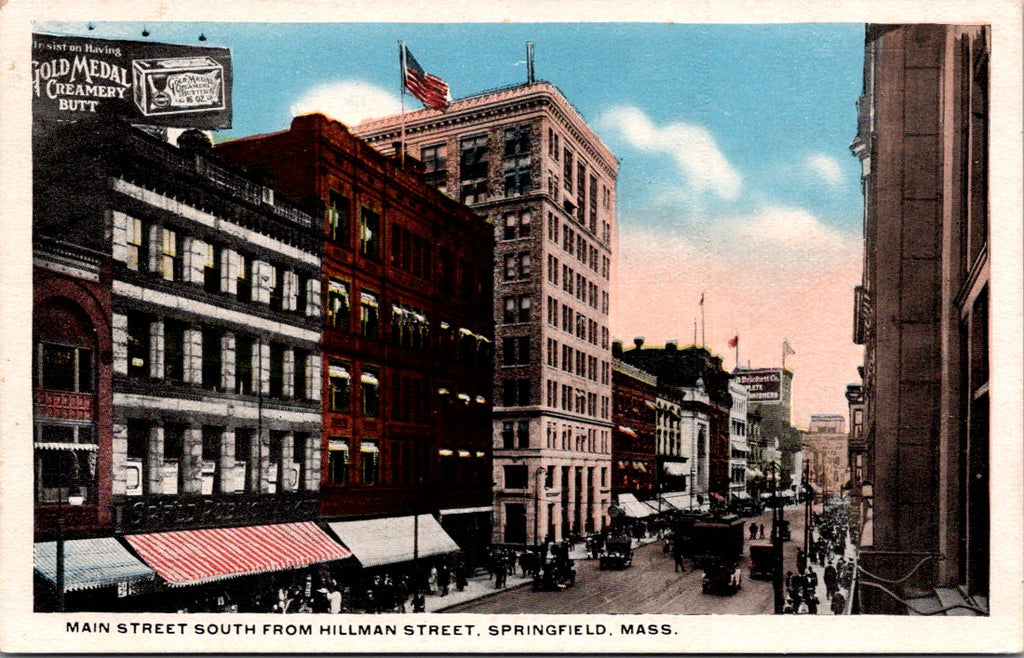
[398,41,407,167]
[693,319,697,346]
[782,339,787,371]
[700,292,705,348]
[735,336,739,371]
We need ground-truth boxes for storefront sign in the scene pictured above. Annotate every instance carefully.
[734,369,782,401]
[32,34,232,129]
[114,493,319,533]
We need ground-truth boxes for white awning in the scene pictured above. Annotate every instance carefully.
[360,371,379,386]
[328,515,461,568]
[439,506,492,516]
[360,442,379,454]
[644,400,658,409]
[616,493,659,518]
[617,426,638,437]
[34,442,98,451]
[662,461,688,477]
[730,438,749,452]
[360,291,378,307]
[329,364,350,379]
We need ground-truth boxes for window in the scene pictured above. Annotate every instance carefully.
[517,420,530,448]
[268,342,285,398]
[269,265,284,311]
[201,327,222,390]
[563,149,574,192]
[203,242,220,294]
[501,421,515,449]
[163,320,185,382]
[359,291,379,338]
[202,425,221,463]
[327,279,351,329]
[547,255,559,284]
[421,144,447,173]
[328,191,350,244]
[547,296,558,326]
[293,348,308,401]
[329,360,351,412]
[34,424,97,503]
[361,366,380,418]
[502,378,530,406]
[126,216,145,271]
[160,227,181,281]
[548,128,560,159]
[503,155,531,196]
[360,439,379,485]
[235,334,254,395]
[546,338,558,367]
[359,207,380,259]
[37,342,93,393]
[503,295,531,324]
[460,134,488,181]
[127,313,150,378]
[503,211,532,240]
[502,336,530,365]
[461,180,488,205]
[504,464,528,489]
[236,253,253,302]
[328,437,350,485]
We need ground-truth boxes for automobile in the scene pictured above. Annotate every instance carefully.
[731,499,761,517]
[599,537,633,570]
[701,557,743,594]
[748,542,774,580]
[532,557,577,591]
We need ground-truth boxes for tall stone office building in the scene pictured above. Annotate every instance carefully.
[358,81,618,545]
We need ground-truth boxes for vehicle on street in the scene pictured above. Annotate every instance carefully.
[691,515,745,595]
[533,557,577,591]
[599,537,634,570]
[748,542,774,580]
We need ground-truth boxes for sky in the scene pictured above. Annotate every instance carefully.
[37,20,867,428]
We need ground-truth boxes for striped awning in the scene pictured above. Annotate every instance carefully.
[617,493,660,518]
[124,522,351,587]
[329,514,460,568]
[34,537,155,591]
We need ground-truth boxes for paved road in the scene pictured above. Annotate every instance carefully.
[443,506,809,614]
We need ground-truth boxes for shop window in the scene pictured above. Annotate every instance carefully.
[34,424,97,503]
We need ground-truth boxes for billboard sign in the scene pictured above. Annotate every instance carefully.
[32,34,232,129]
[734,369,782,401]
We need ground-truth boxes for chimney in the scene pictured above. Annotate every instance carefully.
[633,336,645,350]
[612,339,623,358]
[665,340,678,352]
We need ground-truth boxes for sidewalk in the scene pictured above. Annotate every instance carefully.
[425,571,532,613]
[805,529,857,615]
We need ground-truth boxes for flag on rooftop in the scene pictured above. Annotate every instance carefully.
[401,42,449,110]
[783,340,796,356]
[728,335,739,348]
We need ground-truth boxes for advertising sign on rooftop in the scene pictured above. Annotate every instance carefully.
[733,368,782,401]
[32,34,232,129]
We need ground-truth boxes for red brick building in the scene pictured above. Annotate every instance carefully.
[611,360,657,497]
[217,114,495,558]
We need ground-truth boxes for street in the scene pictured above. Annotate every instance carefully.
[443,506,809,614]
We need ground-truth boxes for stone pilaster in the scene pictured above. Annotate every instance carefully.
[147,424,164,494]
[112,313,128,375]
[180,425,203,494]
[148,319,164,379]
[220,332,235,392]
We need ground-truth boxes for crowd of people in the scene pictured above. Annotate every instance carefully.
[783,504,855,614]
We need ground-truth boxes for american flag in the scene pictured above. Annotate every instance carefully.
[401,43,449,110]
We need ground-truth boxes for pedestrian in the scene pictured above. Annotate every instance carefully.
[831,591,846,615]
[438,564,450,597]
[749,522,758,540]
[805,590,819,614]
[494,559,507,589]
[758,523,765,539]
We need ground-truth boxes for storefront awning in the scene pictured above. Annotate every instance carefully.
[662,461,689,477]
[328,514,460,569]
[34,537,155,591]
[125,522,351,587]
[616,493,660,518]
[439,505,493,516]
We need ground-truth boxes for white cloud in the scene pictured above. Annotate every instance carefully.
[290,80,402,127]
[805,153,843,186]
[601,106,742,200]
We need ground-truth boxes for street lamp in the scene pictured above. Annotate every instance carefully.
[534,466,546,549]
[764,461,785,614]
[55,477,85,612]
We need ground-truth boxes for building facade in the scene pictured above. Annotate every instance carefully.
[33,119,343,611]
[216,114,496,559]
[851,24,989,614]
[801,415,849,502]
[356,81,618,545]
[611,360,657,499]
[727,380,750,499]
[733,366,799,488]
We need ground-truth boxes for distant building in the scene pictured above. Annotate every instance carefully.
[357,81,619,545]
[845,378,867,537]
[728,381,750,499]
[733,366,799,488]
[851,24,989,614]
[800,415,849,502]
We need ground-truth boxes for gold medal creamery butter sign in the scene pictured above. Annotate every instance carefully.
[32,33,232,129]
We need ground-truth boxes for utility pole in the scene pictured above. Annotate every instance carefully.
[769,462,785,614]
[803,460,812,555]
